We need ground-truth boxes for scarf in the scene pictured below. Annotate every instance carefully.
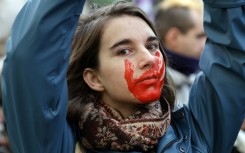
[165,48,200,76]
[78,100,171,152]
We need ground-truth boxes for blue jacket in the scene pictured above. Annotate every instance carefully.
[1,0,245,153]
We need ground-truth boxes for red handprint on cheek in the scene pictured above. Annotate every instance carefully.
[124,52,165,103]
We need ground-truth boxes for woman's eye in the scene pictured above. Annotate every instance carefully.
[147,44,159,52]
[117,49,131,56]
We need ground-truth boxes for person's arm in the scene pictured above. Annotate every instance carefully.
[1,0,85,152]
[189,0,245,152]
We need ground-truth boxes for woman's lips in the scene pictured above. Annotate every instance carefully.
[135,75,158,85]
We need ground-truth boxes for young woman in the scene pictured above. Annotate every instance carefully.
[1,0,245,153]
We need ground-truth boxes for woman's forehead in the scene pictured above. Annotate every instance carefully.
[100,15,156,47]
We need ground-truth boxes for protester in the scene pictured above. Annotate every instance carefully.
[1,0,245,153]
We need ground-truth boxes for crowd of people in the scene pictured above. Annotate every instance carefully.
[1,0,245,153]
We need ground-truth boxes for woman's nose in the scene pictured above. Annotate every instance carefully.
[138,48,155,69]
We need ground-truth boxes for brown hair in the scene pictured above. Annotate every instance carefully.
[155,0,203,44]
[67,1,175,127]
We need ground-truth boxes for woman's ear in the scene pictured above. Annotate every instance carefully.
[83,68,104,91]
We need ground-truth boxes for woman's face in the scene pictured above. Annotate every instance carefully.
[89,15,165,114]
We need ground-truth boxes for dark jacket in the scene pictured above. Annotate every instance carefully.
[1,0,245,153]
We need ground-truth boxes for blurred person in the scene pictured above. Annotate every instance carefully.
[155,0,206,108]
[155,2,245,152]
[2,0,245,153]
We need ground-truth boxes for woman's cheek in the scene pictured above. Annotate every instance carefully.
[124,52,165,103]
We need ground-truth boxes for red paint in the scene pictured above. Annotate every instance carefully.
[124,52,165,103]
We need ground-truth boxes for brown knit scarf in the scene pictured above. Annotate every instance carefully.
[78,100,171,152]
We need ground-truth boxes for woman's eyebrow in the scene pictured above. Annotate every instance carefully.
[110,39,132,50]
[147,36,159,42]
[110,36,159,50]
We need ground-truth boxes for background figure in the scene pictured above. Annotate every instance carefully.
[155,2,245,152]
[155,0,206,108]
[0,0,25,152]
